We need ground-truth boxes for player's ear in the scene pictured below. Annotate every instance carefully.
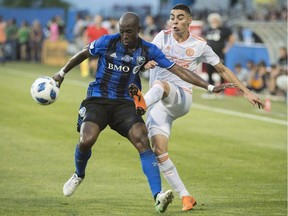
[188,17,192,25]
[138,25,142,32]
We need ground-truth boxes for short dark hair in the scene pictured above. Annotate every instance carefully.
[172,4,191,16]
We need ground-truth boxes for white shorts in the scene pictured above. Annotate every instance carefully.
[146,82,192,138]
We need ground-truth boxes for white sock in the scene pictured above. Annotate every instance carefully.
[144,82,164,107]
[157,153,190,198]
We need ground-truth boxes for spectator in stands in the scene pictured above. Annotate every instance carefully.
[247,4,287,21]
[142,15,159,42]
[83,15,108,76]
[84,15,108,44]
[278,46,288,72]
[0,15,7,64]
[73,13,86,51]
[102,17,119,34]
[203,13,235,85]
[55,15,65,39]
[276,47,288,100]
[18,20,30,61]
[48,17,59,42]
[246,60,256,74]
[234,63,249,86]
[83,14,93,28]
[268,47,288,97]
[5,18,17,60]
[267,64,280,95]
[140,15,159,80]
[247,61,268,93]
[30,20,43,62]
[280,5,288,20]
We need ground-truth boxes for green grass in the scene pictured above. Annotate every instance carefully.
[0,62,287,216]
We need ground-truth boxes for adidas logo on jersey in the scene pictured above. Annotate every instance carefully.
[110,52,117,58]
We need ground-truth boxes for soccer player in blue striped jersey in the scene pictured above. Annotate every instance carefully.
[53,12,233,213]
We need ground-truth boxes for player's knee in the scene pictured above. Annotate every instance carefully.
[133,134,150,151]
[78,135,95,151]
[153,80,165,88]
[78,122,100,151]
[153,145,166,156]
[79,129,97,146]
[129,123,150,152]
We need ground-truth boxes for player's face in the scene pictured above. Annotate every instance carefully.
[170,9,192,35]
[119,23,140,49]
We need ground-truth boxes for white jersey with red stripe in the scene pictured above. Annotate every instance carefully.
[149,29,220,90]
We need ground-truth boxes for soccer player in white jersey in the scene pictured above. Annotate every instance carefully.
[129,4,264,211]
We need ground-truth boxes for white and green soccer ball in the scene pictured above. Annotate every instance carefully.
[30,76,60,105]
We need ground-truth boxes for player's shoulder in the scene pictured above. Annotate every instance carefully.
[158,29,173,38]
[189,34,207,44]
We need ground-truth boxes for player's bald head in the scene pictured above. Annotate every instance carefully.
[119,12,141,27]
[118,12,141,49]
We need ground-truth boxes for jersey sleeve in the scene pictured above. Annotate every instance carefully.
[199,44,220,66]
[149,43,175,69]
[88,35,107,56]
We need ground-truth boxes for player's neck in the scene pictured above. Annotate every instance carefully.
[172,31,189,43]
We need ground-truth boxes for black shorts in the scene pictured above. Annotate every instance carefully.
[77,97,144,137]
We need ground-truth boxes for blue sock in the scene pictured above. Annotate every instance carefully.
[140,150,161,198]
[74,144,91,178]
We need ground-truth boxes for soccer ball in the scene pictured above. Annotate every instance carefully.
[30,76,59,105]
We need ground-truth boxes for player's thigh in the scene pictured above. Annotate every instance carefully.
[110,100,146,139]
[146,102,173,138]
[77,98,109,133]
[161,83,192,118]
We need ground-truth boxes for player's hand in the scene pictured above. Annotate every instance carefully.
[243,91,265,109]
[212,83,236,93]
[52,72,64,88]
[144,60,158,69]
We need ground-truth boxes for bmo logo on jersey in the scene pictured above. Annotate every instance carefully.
[107,63,130,72]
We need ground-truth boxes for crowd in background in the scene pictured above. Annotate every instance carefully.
[0,4,287,100]
[0,15,65,62]
[232,47,287,98]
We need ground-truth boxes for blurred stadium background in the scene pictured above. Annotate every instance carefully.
[0,0,287,215]
[0,0,287,100]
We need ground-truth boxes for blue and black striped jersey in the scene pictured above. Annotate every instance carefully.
[87,33,175,101]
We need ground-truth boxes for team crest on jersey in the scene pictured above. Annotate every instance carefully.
[121,55,133,62]
[136,56,146,65]
[186,48,194,56]
[132,56,146,74]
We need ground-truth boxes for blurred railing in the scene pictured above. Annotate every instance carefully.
[233,21,287,64]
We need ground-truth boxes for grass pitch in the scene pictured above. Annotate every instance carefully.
[0,62,287,216]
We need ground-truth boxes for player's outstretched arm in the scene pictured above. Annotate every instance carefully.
[53,46,91,87]
[168,64,235,93]
[214,62,264,109]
